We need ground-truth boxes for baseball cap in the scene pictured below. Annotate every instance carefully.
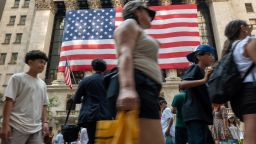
[186,45,215,62]
[122,0,156,21]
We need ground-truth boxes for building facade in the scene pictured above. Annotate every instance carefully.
[0,0,255,128]
[0,0,6,21]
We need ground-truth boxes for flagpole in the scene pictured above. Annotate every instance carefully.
[66,57,78,85]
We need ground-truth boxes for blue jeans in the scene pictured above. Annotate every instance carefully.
[186,120,214,144]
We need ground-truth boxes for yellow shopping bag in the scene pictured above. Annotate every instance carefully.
[95,110,139,144]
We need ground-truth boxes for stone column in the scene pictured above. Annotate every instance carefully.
[207,0,249,58]
[88,0,102,9]
[25,0,56,79]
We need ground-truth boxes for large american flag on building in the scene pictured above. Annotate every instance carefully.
[58,4,200,72]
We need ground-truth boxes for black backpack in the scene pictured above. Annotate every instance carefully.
[208,41,254,119]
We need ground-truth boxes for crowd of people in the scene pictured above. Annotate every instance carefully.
[0,0,255,144]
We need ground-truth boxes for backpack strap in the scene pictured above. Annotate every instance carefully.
[242,63,255,81]
[231,40,255,81]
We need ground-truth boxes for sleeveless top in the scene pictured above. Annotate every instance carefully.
[232,36,256,83]
[117,30,162,84]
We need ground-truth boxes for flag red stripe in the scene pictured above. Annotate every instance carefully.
[150,4,197,10]
[150,23,198,29]
[150,32,199,38]
[159,63,190,69]
[61,44,115,51]
[160,41,200,48]
[115,14,197,21]
[59,65,116,71]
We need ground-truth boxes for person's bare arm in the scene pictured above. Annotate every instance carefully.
[179,67,213,90]
[114,19,140,110]
[1,98,14,140]
[245,39,256,63]
[171,107,176,114]
[165,118,173,136]
[42,106,49,136]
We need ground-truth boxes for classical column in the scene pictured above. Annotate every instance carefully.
[87,0,101,9]
[25,0,56,80]
[160,0,171,5]
[64,0,79,10]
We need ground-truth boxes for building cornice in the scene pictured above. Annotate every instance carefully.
[64,0,79,10]
[87,0,101,9]
[35,0,57,14]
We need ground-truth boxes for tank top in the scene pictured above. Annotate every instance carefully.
[117,30,162,84]
[232,36,256,83]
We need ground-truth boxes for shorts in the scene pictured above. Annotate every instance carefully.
[107,69,161,119]
[241,82,256,115]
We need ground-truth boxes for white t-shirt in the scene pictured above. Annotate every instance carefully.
[233,36,256,82]
[55,133,64,144]
[80,128,89,144]
[3,73,49,134]
[161,107,175,137]
[228,124,241,140]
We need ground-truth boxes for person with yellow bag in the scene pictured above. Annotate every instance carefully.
[96,1,165,144]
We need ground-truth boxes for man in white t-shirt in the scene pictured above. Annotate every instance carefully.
[0,50,49,144]
[160,99,175,144]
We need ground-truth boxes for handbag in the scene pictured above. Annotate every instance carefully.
[62,99,80,142]
[95,110,139,144]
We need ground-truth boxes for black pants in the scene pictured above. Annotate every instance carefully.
[86,121,97,144]
[186,120,214,144]
[175,127,188,144]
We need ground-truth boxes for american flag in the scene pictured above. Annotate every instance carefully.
[64,60,73,89]
[58,4,200,71]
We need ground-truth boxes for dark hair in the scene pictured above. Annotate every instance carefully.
[91,59,107,72]
[222,20,248,57]
[25,50,48,64]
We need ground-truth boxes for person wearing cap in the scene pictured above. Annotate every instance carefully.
[113,0,164,144]
[179,45,215,144]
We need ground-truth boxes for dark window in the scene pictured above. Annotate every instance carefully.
[245,3,254,13]
[19,15,26,25]
[3,34,12,44]
[23,0,30,8]
[14,33,22,44]
[8,16,16,25]
[13,0,20,8]
[9,53,18,64]
[0,53,7,65]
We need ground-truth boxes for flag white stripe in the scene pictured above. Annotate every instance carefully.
[60,46,196,56]
[61,35,199,47]
[61,39,114,47]
[115,18,198,26]
[145,27,199,34]
[59,57,189,66]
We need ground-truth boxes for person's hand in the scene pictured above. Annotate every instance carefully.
[43,123,49,136]
[165,130,170,136]
[204,66,213,82]
[0,124,11,141]
[116,88,139,111]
